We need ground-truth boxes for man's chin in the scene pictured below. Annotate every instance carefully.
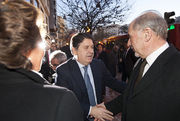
[135,52,140,57]
[87,59,93,63]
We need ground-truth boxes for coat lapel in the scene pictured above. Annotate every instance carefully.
[90,60,101,103]
[16,68,49,84]
[127,58,142,98]
[70,59,89,95]
[132,45,177,97]
[133,59,162,96]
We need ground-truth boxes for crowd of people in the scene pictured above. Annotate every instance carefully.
[1,1,180,121]
[94,40,139,82]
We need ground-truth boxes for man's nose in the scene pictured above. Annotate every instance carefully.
[88,48,94,53]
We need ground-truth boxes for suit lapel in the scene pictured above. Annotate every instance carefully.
[127,58,142,98]
[70,59,88,95]
[90,60,101,103]
[133,59,162,96]
[132,45,176,97]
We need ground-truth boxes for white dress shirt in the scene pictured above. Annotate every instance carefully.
[76,60,97,116]
[143,42,169,76]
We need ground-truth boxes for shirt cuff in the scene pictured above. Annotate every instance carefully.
[87,106,92,118]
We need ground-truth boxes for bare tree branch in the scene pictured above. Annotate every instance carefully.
[57,0,132,34]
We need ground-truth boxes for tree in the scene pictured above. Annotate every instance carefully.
[93,26,111,41]
[57,0,131,34]
[120,24,128,34]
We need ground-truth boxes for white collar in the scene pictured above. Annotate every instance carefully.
[31,70,43,77]
[76,60,90,69]
[146,42,169,66]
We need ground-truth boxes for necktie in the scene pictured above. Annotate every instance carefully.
[135,59,147,85]
[83,66,96,106]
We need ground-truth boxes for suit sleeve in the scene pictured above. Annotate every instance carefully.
[56,66,90,120]
[55,90,83,121]
[105,95,123,115]
[101,61,127,93]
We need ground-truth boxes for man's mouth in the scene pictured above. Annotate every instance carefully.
[87,55,93,58]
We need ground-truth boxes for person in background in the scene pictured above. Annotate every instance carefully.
[60,33,74,59]
[49,50,67,83]
[104,42,117,77]
[94,43,107,97]
[121,40,139,82]
[50,50,67,71]
[60,44,73,59]
[94,43,107,71]
[95,43,105,59]
[39,35,54,83]
[117,45,125,74]
[56,33,126,121]
[50,42,57,53]
[104,10,180,121]
[0,1,83,121]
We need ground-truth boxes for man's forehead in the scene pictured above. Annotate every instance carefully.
[81,39,94,45]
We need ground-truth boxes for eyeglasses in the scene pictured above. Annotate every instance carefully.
[51,64,59,67]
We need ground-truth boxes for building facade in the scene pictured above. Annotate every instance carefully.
[27,0,57,40]
[0,0,57,40]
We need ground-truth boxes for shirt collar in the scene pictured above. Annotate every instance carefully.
[146,42,169,66]
[31,70,43,78]
[76,60,90,69]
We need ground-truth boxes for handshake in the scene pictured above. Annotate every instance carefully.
[90,102,114,121]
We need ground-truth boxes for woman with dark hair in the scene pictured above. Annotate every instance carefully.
[0,1,83,121]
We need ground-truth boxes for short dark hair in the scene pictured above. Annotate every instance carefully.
[70,33,94,53]
[0,1,43,70]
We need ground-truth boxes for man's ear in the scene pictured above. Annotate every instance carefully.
[144,28,152,42]
[25,49,32,59]
[72,47,77,55]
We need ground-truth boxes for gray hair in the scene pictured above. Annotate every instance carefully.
[49,50,67,65]
[132,10,168,40]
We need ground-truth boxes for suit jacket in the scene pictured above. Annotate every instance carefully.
[106,45,180,121]
[56,58,126,120]
[0,64,83,121]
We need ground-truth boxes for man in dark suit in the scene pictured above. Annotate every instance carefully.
[104,11,180,121]
[56,33,126,121]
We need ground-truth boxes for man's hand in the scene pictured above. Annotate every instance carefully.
[96,102,106,109]
[90,104,114,121]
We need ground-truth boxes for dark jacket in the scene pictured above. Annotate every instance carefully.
[123,48,138,79]
[0,64,83,121]
[106,45,180,121]
[56,58,126,120]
